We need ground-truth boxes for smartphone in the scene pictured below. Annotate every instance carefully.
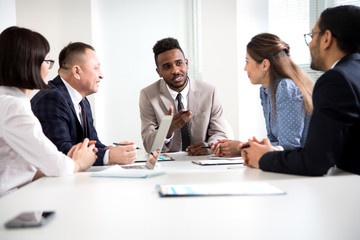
[4,211,55,228]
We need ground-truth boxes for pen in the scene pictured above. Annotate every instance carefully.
[151,153,164,160]
[239,144,250,150]
[181,110,190,114]
[113,143,141,150]
[202,144,250,149]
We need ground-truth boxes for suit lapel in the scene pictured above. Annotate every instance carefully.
[188,78,199,115]
[50,76,83,134]
[50,76,78,117]
[159,79,175,112]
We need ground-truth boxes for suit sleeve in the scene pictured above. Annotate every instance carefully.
[259,70,358,176]
[139,89,165,152]
[31,91,75,155]
[206,87,228,144]
[3,98,74,176]
[31,91,105,165]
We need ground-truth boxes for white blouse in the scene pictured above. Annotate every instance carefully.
[0,86,74,197]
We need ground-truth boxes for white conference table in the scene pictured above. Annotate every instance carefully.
[0,154,359,240]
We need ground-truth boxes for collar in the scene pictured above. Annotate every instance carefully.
[330,59,340,69]
[60,77,83,105]
[261,78,281,95]
[0,86,28,100]
[166,77,190,101]
[332,53,360,69]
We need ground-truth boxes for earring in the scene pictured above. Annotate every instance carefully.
[264,71,266,75]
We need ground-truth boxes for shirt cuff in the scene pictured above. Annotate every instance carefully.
[164,132,174,144]
[103,149,110,165]
[273,145,284,151]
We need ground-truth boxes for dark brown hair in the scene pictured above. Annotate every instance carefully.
[0,26,49,89]
[247,33,314,115]
[59,42,95,70]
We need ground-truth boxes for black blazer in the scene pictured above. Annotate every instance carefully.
[31,76,106,166]
[260,53,360,176]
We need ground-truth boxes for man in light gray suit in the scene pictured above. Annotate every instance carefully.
[139,37,227,156]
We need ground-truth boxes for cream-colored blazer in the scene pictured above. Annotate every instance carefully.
[139,78,227,152]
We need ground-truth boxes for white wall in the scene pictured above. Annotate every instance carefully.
[16,0,92,81]
[201,0,239,139]
[0,0,16,33]
[201,0,268,141]
[15,0,94,102]
[237,0,268,140]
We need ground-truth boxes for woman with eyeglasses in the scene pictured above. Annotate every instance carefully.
[212,33,314,156]
[0,26,97,197]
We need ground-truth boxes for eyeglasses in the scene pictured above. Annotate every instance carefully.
[304,31,322,46]
[44,59,55,69]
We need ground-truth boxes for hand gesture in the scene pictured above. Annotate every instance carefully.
[187,142,209,156]
[167,106,192,138]
[211,140,242,157]
[71,138,97,172]
[109,141,137,165]
[242,137,273,168]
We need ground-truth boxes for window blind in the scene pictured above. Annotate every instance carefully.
[269,0,360,81]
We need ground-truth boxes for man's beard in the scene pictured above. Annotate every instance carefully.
[310,38,325,71]
[165,75,188,89]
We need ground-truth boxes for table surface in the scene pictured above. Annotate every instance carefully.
[1,155,359,240]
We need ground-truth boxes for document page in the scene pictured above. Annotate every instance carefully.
[157,182,286,197]
[192,159,244,165]
[91,165,166,178]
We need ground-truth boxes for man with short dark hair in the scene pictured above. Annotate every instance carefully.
[140,38,227,155]
[31,42,137,166]
[243,5,360,176]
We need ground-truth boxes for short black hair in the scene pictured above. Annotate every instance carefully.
[0,26,49,89]
[153,37,185,67]
[59,42,95,70]
[319,5,360,54]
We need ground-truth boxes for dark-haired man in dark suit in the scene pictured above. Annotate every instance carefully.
[242,5,360,176]
[31,42,137,166]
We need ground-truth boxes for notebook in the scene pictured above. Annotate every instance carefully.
[91,115,173,178]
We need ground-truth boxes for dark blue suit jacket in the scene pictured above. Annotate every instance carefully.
[260,53,360,176]
[31,76,106,166]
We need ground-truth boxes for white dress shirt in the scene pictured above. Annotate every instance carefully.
[166,80,190,112]
[164,80,190,143]
[60,78,110,164]
[61,78,83,126]
[0,86,74,197]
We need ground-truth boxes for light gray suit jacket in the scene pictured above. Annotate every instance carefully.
[139,78,227,152]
